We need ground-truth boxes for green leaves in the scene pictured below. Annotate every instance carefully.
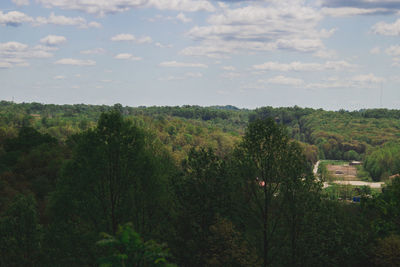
[364,142,400,181]
[0,194,42,267]
[97,223,175,267]
[45,110,177,265]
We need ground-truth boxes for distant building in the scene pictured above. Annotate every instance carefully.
[349,161,362,166]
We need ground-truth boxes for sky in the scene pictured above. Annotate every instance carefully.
[1,0,400,110]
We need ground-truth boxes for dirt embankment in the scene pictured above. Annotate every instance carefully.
[326,164,358,181]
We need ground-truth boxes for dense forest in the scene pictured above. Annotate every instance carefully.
[2,101,400,266]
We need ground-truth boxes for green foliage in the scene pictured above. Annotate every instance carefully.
[373,235,400,267]
[205,216,261,266]
[364,177,400,237]
[97,223,176,267]
[297,200,373,266]
[364,142,400,181]
[0,194,42,267]
[234,118,320,266]
[0,127,65,213]
[2,102,400,266]
[47,110,176,265]
[172,147,239,266]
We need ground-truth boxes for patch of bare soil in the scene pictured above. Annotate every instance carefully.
[326,164,359,181]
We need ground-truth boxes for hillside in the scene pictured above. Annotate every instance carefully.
[2,101,400,177]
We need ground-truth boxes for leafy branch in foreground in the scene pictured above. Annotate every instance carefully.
[97,223,176,267]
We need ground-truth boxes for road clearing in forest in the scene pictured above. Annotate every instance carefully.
[313,160,385,189]
[330,180,384,189]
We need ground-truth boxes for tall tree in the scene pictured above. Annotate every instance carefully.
[234,118,319,267]
[47,110,176,265]
[172,147,231,266]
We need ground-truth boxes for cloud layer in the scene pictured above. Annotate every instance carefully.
[37,0,215,16]
[159,61,208,68]
[111,34,152,44]
[0,10,101,28]
[40,35,67,46]
[181,2,333,58]
[55,58,96,66]
[0,41,54,68]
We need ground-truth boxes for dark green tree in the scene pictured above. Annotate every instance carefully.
[47,110,176,265]
[172,147,233,266]
[234,118,320,267]
[0,194,42,267]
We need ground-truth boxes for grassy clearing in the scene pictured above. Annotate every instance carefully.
[323,183,381,201]
[321,160,349,166]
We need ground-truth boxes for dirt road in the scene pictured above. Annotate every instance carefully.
[331,180,384,189]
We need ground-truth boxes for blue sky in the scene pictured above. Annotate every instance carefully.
[1,0,400,110]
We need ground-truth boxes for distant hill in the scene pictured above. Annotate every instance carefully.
[2,101,400,163]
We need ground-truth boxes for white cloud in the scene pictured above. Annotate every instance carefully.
[40,35,67,46]
[180,43,233,58]
[0,42,28,51]
[155,42,173,48]
[319,0,400,15]
[252,61,356,72]
[370,47,381,55]
[148,13,192,23]
[55,58,96,66]
[386,45,400,56]
[0,11,33,26]
[80,48,106,54]
[0,41,54,68]
[222,66,235,71]
[136,36,152,44]
[352,73,385,83]
[0,11,101,28]
[148,0,215,12]
[113,53,142,60]
[264,75,304,86]
[12,0,29,6]
[53,75,65,80]
[159,71,203,81]
[218,2,229,9]
[35,13,101,28]
[306,74,385,89]
[159,61,208,68]
[221,72,241,79]
[111,34,152,43]
[313,49,337,59]
[185,72,203,78]
[392,57,400,67]
[321,7,384,17]
[111,34,135,41]
[176,13,192,23]
[88,21,102,28]
[0,62,13,68]
[372,19,400,36]
[37,0,215,16]
[182,3,332,58]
